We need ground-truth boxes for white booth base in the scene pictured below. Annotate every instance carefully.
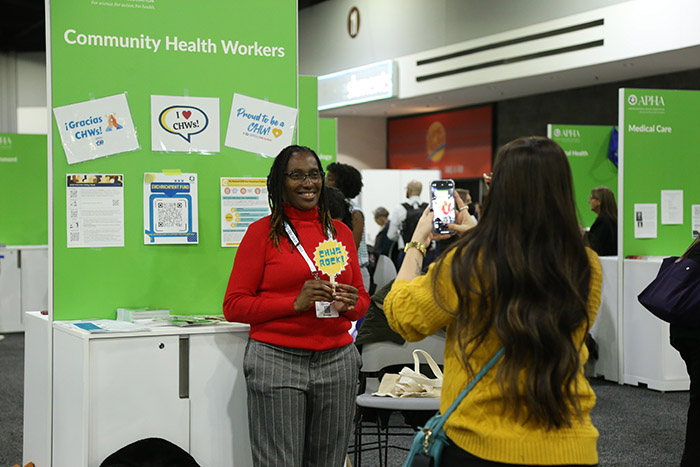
[589,256,620,382]
[23,312,253,467]
[623,259,689,392]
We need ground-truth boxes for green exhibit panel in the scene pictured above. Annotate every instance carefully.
[0,134,48,245]
[620,88,700,257]
[548,124,618,228]
[297,76,319,151]
[49,0,298,320]
[318,117,337,169]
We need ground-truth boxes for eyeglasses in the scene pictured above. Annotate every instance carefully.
[285,171,324,182]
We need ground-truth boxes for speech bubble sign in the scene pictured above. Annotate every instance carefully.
[159,105,209,143]
[314,239,349,281]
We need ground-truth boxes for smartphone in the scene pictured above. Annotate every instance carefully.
[430,179,455,235]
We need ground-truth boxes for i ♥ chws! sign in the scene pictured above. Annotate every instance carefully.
[225,93,297,157]
[151,95,220,153]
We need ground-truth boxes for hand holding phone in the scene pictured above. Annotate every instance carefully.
[430,179,455,235]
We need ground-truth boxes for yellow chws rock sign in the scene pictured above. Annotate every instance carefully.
[313,239,348,282]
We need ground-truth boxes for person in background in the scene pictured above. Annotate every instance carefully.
[326,162,370,288]
[387,179,427,268]
[472,201,481,221]
[385,137,601,466]
[325,185,354,230]
[670,238,700,467]
[372,206,393,258]
[223,145,369,467]
[585,186,617,256]
[456,188,478,225]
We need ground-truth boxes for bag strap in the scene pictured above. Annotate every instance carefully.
[412,349,444,380]
[681,238,700,259]
[432,347,505,432]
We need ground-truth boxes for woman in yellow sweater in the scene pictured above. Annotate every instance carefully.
[385,136,602,466]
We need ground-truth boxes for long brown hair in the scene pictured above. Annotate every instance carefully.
[591,186,617,223]
[434,136,591,429]
[267,145,336,250]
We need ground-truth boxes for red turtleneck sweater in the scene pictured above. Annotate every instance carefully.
[223,204,369,351]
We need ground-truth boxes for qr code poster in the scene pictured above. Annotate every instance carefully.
[143,173,199,244]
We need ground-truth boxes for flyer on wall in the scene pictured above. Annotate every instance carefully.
[53,93,139,165]
[220,177,270,247]
[634,203,658,239]
[692,205,700,238]
[66,174,125,248]
[660,189,683,225]
[224,93,297,157]
[150,95,220,154]
[144,172,199,244]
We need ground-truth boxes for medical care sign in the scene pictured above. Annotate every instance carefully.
[53,93,139,165]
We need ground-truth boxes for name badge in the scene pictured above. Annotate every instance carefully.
[315,301,339,318]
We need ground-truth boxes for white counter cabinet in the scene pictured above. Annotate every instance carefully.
[25,313,253,467]
[589,256,620,382]
[623,259,689,391]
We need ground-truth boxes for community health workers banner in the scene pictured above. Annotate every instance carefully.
[49,0,297,320]
[548,124,617,229]
[620,88,700,257]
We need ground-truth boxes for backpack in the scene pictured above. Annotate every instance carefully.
[400,202,428,244]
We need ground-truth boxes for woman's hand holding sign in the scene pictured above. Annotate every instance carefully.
[332,283,359,313]
[294,279,334,312]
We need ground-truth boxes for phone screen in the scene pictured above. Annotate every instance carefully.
[431,180,455,235]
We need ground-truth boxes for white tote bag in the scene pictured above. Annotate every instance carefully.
[373,349,443,398]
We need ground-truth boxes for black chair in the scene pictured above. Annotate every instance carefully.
[351,333,446,467]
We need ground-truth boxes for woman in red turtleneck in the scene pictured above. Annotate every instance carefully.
[223,145,369,467]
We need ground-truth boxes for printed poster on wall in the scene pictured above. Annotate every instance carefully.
[53,93,139,165]
[150,95,220,154]
[224,93,297,157]
[220,177,270,247]
[144,173,199,244]
[692,205,700,238]
[66,174,124,248]
[660,189,683,225]
[634,203,657,239]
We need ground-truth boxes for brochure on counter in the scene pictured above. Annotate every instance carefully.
[155,315,227,326]
[58,315,229,334]
[58,319,152,334]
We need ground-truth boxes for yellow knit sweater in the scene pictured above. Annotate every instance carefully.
[385,248,602,465]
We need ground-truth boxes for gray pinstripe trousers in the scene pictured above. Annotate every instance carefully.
[243,338,361,467]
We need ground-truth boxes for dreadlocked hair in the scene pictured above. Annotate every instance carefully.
[267,145,336,251]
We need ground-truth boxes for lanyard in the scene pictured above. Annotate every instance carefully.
[284,221,333,280]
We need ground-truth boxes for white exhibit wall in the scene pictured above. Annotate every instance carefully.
[0,52,47,133]
[359,168,440,247]
[335,116,387,170]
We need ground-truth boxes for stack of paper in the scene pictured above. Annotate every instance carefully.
[59,320,152,334]
[116,307,170,322]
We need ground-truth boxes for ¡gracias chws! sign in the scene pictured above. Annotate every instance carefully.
[63,29,286,58]
[53,93,139,165]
